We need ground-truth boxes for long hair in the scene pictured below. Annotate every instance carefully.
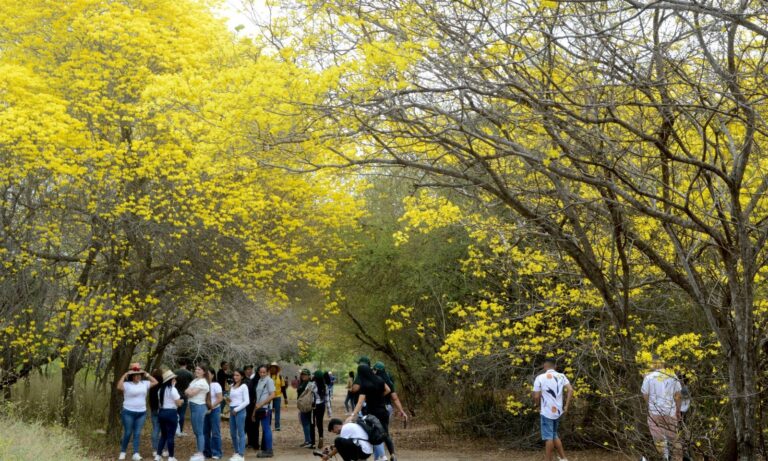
[158,376,175,403]
[357,363,383,389]
[313,370,327,396]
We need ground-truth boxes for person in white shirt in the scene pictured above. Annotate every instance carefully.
[532,357,573,461]
[228,369,251,461]
[117,362,159,461]
[185,365,210,461]
[156,370,183,461]
[642,358,683,461]
[204,366,224,460]
[320,418,373,461]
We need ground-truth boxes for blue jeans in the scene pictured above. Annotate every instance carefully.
[151,410,160,454]
[177,397,188,432]
[204,406,222,458]
[540,415,561,440]
[230,407,247,456]
[189,402,206,452]
[374,442,386,459]
[120,409,147,454]
[272,396,282,429]
[158,408,178,457]
[260,409,273,451]
[299,411,312,444]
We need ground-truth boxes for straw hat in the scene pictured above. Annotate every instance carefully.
[162,370,177,383]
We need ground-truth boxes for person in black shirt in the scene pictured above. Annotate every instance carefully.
[174,359,194,435]
[217,361,232,414]
[346,364,395,460]
[243,365,260,450]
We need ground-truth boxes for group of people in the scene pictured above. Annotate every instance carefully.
[532,356,691,461]
[116,359,286,461]
[300,356,407,461]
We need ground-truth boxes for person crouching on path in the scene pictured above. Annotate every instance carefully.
[642,357,683,461]
[268,362,284,431]
[252,364,276,458]
[204,366,223,460]
[228,369,250,461]
[155,370,183,461]
[320,418,373,461]
[117,362,159,461]
[532,357,573,461]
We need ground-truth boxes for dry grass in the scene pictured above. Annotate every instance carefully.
[0,413,98,461]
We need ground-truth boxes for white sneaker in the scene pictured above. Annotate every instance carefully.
[190,454,205,461]
[168,458,178,461]
[119,454,127,461]
[133,454,142,461]
[163,450,169,457]
[154,455,161,461]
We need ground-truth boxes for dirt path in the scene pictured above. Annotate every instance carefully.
[93,386,627,461]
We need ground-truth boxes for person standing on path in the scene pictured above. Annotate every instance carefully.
[348,363,395,461]
[297,369,315,448]
[185,364,211,461]
[149,368,164,459]
[244,365,260,451]
[228,369,250,461]
[217,361,232,415]
[117,362,159,461]
[311,370,330,449]
[268,362,284,431]
[252,364,276,458]
[372,362,407,461]
[204,366,223,460]
[155,370,183,461]
[174,359,193,436]
[344,371,355,415]
[532,357,573,461]
[642,358,683,461]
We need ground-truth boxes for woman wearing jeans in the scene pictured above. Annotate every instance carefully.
[185,365,210,461]
[156,370,183,461]
[117,362,159,461]
[204,366,223,459]
[297,369,314,448]
[229,369,250,461]
[252,365,276,458]
[148,368,164,459]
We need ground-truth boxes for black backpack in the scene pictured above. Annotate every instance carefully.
[356,414,387,445]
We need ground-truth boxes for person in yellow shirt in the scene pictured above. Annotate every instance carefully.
[269,362,285,431]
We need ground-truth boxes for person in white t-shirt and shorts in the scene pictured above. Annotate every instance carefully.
[532,357,573,461]
[641,358,683,461]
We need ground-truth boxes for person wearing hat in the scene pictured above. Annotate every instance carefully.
[297,369,314,447]
[268,362,284,431]
[156,370,183,461]
[117,362,159,461]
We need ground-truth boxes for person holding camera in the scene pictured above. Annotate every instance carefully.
[318,418,372,461]
[117,362,159,460]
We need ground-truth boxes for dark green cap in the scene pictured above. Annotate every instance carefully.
[373,361,385,371]
[357,356,371,366]
[300,368,311,375]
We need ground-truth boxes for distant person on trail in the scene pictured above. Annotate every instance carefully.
[116,362,159,461]
[320,418,373,461]
[281,374,289,405]
[532,357,573,461]
[297,369,315,448]
[228,369,250,461]
[642,358,683,461]
[344,371,355,415]
[324,371,334,417]
[174,358,193,436]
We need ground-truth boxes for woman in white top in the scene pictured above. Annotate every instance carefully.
[185,365,210,461]
[156,370,183,461]
[117,362,159,461]
[228,369,250,461]
[204,366,224,460]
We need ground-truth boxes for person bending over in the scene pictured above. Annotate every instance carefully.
[320,418,372,461]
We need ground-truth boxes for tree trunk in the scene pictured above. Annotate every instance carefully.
[61,345,86,427]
